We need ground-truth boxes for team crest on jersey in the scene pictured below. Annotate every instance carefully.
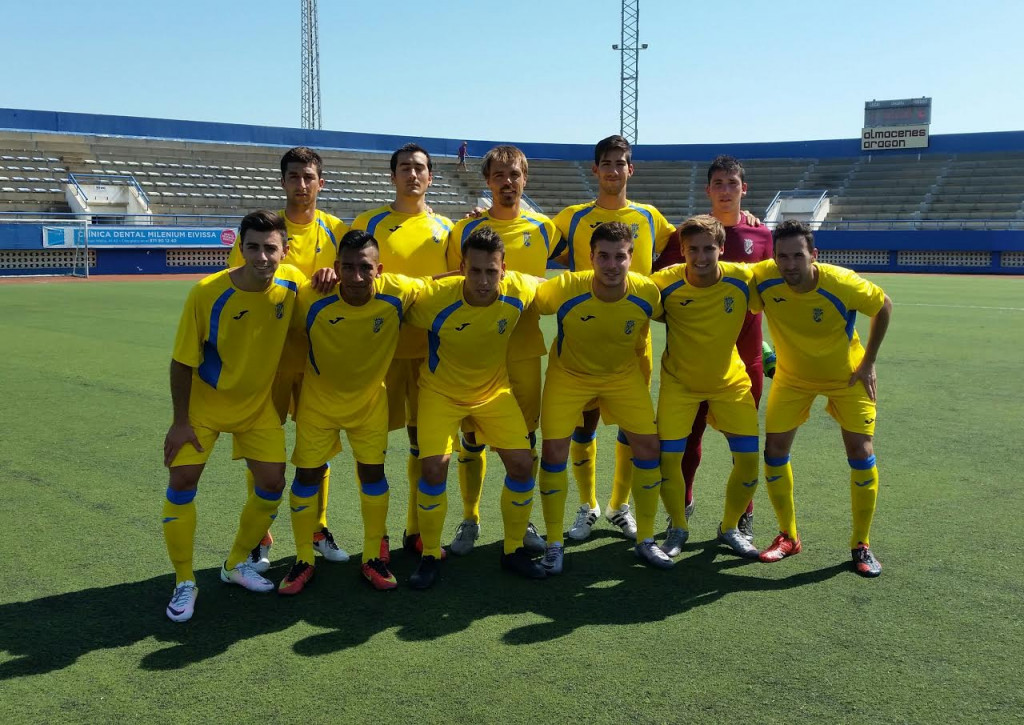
[275,302,285,319]
[813,307,823,322]
[630,223,640,240]
[624,319,636,335]
[724,296,734,314]
[497,318,508,335]
[373,317,384,333]
[744,238,754,255]
[522,230,532,247]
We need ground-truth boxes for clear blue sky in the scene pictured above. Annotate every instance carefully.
[3,0,1021,145]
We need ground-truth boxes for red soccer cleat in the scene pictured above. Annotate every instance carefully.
[361,558,398,590]
[759,532,802,563]
[278,561,315,595]
[851,543,882,577]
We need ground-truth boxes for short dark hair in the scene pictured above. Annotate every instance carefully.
[594,135,632,166]
[463,226,505,257]
[338,229,379,254]
[707,154,745,183]
[280,146,323,179]
[239,209,287,246]
[678,214,726,246]
[773,219,815,252]
[390,143,433,173]
[589,221,633,250]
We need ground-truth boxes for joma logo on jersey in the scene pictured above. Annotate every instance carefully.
[813,307,823,322]
[522,231,532,247]
[580,314,596,321]
[624,320,636,335]
[724,296,735,314]
[630,223,640,240]
[233,310,249,320]
[773,296,787,303]
[455,322,471,331]
[329,316,344,325]
[497,319,508,334]
[373,317,383,333]
[679,299,694,306]
[388,225,402,233]
[275,303,285,320]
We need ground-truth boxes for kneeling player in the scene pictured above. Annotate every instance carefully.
[283,230,424,594]
[534,221,666,572]
[753,220,892,577]
[651,215,762,560]
[162,211,303,622]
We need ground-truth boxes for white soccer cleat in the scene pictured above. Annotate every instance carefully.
[541,543,564,575]
[313,528,350,562]
[567,505,600,541]
[660,527,690,558]
[247,533,272,574]
[634,539,673,569]
[220,561,275,592]
[717,525,760,559]
[450,520,480,556]
[165,580,198,622]
[605,503,638,540]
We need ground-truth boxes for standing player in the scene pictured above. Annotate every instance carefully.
[281,230,424,594]
[654,156,773,540]
[162,210,304,622]
[405,228,545,588]
[551,135,676,542]
[651,215,762,560]
[534,222,667,573]
[446,145,557,556]
[227,146,350,570]
[351,144,454,557]
[753,220,892,576]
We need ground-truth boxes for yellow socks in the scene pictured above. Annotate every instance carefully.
[416,477,447,558]
[406,447,421,536]
[764,454,798,539]
[500,475,535,555]
[658,439,689,529]
[289,479,320,565]
[226,486,283,569]
[163,487,197,584]
[630,457,662,542]
[849,455,879,548]
[539,461,569,546]
[316,462,331,531]
[457,438,486,523]
[609,431,633,510]
[570,430,598,509]
[723,437,760,530]
[359,477,390,564]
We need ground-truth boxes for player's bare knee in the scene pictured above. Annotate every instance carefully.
[420,455,448,485]
[625,432,659,461]
[356,462,386,483]
[249,461,286,493]
[295,465,325,485]
[765,431,796,459]
[842,431,874,461]
[168,465,202,491]
[499,449,534,481]
[542,437,571,464]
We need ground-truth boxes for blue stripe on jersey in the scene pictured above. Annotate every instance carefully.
[660,278,687,305]
[197,287,236,389]
[427,299,464,373]
[459,217,486,250]
[555,292,592,355]
[521,213,551,251]
[566,205,596,271]
[757,278,785,294]
[305,293,340,375]
[816,288,857,339]
[845,310,857,340]
[375,293,404,324]
[273,277,298,293]
[317,215,337,249]
[627,203,657,267]
[431,214,453,233]
[360,478,390,496]
[498,294,524,312]
[722,276,750,304]
[727,435,759,453]
[626,294,654,317]
[366,210,391,238]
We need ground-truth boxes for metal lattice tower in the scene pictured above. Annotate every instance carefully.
[612,0,646,144]
[300,0,322,130]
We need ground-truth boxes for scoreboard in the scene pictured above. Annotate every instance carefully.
[864,98,932,128]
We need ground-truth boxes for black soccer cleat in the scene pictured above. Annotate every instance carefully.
[500,547,547,580]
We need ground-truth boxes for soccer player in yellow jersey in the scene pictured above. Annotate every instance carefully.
[162,211,304,622]
[753,220,893,577]
[533,222,668,572]
[445,145,559,557]
[650,215,763,561]
[404,228,546,588]
[351,144,455,556]
[227,147,351,571]
[551,135,675,542]
[280,230,425,594]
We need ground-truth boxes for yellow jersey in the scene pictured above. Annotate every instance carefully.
[351,205,454,359]
[534,271,662,378]
[753,261,886,388]
[651,261,762,393]
[172,265,306,430]
[552,201,675,274]
[406,271,539,403]
[447,209,559,361]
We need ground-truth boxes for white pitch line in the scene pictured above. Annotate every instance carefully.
[900,303,1024,311]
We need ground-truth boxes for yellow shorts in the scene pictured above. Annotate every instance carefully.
[765,380,877,436]
[270,370,303,424]
[170,424,286,467]
[464,356,541,437]
[386,358,422,431]
[544,364,656,441]
[657,373,759,442]
[292,389,389,467]
[584,333,652,420]
[418,386,530,458]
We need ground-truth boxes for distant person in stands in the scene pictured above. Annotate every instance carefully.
[653,155,773,541]
[226,146,351,573]
[457,141,469,171]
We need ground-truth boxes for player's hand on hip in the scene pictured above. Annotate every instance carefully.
[164,423,203,467]
[849,362,877,401]
[311,266,338,294]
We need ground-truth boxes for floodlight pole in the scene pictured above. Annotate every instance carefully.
[300,0,322,130]
[612,0,646,144]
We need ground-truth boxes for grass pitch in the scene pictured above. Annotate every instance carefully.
[0,273,1021,724]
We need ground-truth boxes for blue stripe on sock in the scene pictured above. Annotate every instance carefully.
[290,479,320,499]
[361,477,389,496]
[728,436,759,453]
[616,429,629,445]
[764,454,791,467]
[166,487,196,505]
[417,478,446,496]
[848,455,877,470]
[571,430,597,444]
[632,457,660,470]
[541,460,567,473]
[661,438,687,453]
[254,487,282,502]
[460,438,486,453]
[505,475,535,493]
